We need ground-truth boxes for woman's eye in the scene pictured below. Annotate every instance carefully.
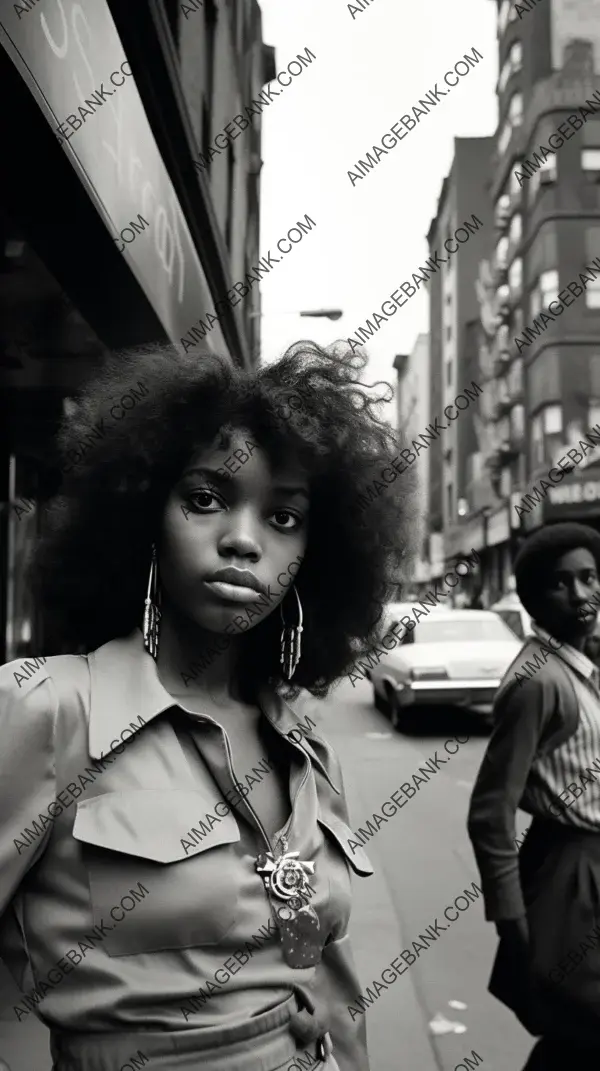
[188,489,223,511]
[271,509,302,530]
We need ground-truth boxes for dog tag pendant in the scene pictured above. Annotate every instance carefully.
[255,843,322,967]
[276,901,322,968]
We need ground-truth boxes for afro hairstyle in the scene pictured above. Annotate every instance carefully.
[30,339,419,700]
[514,521,600,619]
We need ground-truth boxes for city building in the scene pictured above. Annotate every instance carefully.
[0,0,274,663]
[393,335,431,592]
[426,136,494,600]
[477,0,600,588]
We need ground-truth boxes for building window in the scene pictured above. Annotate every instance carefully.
[528,155,557,201]
[498,119,512,156]
[589,400,600,429]
[498,40,522,93]
[508,92,523,128]
[541,269,559,305]
[498,0,518,34]
[531,403,563,466]
[509,213,522,245]
[512,306,524,337]
[586,276,600,308]
[531,268,559,318]
[510,164,523,197]
[582,148,600,172]
[496,235,510,269]
[509,257,522,298]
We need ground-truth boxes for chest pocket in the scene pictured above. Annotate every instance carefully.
[73,789,241,956]
[317,813,373,941]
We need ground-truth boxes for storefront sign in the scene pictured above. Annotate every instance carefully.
[0,0,225,354]
[546,476,600,518]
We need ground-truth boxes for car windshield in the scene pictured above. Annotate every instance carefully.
[413,616,517,643]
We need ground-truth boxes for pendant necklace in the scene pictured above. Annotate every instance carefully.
[255,832,322,967]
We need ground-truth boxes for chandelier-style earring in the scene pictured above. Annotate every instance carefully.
[143,543,162,659]
[280,585,303,680]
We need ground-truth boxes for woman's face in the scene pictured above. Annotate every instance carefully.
[159,429,309,634]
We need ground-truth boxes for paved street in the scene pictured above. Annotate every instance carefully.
[0,679,534,1071]
[314,675,533,1071]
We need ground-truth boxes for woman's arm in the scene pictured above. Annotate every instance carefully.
[0,663,57,915]
[467,672,557,922]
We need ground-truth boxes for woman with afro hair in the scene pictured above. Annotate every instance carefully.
[0,340,416,1071]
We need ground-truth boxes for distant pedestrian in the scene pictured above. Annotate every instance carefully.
[467,522,600,1068]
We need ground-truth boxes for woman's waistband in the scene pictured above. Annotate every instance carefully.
[50,993,332,1071]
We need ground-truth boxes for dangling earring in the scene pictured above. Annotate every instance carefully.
[280,585,303,680]
[143,543,161,659]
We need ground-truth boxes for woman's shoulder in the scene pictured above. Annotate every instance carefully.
[0,651,91,718]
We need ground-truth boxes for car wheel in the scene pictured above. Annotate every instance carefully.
[373,688,388,714]
[385,683,406,733]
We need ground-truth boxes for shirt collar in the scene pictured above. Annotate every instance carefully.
[87,628,304,760]
[531,622,598,682]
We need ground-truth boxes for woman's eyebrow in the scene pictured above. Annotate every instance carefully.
[182,466,231,483]
[272,485,309,499]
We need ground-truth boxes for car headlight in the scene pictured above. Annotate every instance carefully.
[409,667,449,681]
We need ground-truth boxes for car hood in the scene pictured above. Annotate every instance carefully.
[386,640,521,678]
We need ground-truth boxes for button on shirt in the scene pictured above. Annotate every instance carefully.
[0,630,372,1065]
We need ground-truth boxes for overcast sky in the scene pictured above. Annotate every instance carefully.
[255,0,499,418]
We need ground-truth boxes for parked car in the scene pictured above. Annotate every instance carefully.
[490,593,533,640]
[370,608,521,731]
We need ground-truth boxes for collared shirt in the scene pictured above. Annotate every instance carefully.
[468,623,600,922]
[0,630,372,1069]
[522,624,600,829]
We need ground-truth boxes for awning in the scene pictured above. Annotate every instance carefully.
[0,0,236,357]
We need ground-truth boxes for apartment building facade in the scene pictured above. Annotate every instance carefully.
[394,335,431,589]
[477,0,600,591]
[426,137,494,596]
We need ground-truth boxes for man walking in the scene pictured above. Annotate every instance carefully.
[468,522,600,1068]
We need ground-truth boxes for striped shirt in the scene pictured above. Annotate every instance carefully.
[521,624,600,829]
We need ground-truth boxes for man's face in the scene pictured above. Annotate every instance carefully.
[537,547,600,642]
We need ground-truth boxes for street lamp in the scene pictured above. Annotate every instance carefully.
[298,309,343,321]
[249,308,344,321]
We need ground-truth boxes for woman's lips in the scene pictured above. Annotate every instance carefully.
[203,580,265,604]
